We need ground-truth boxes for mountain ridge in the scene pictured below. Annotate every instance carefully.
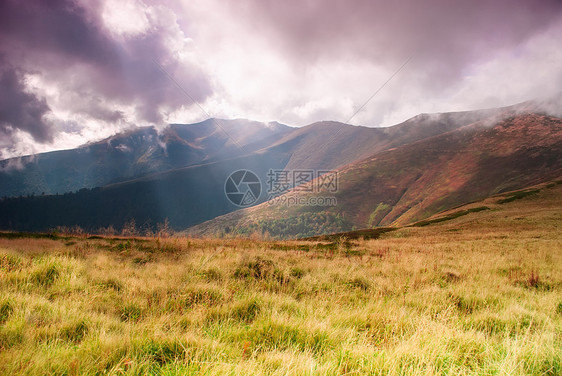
[185,111,562,238]
[0,96,561,234]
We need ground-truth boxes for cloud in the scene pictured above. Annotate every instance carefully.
[171,0,562,128]
[230,0,562,80]
[0,60,53,143]
[0,0,213,156]
[0,0,561,158]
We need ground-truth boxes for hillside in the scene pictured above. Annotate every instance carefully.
[186,112,562,238]
[1,98,560,234]
[305,179,562,241]
[0,119,292,198]
[264,107,507,171]
[0,148,291,232]
[1,177,561,375]
[0,107,503,199]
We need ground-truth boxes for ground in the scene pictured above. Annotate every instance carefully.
[0,183,561,375]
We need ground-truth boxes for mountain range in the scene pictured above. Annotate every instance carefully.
[0,95,561,237]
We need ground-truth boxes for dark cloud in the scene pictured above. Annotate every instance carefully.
[0,0,213,151]
[0,0,119,69]
[0,60,52,142]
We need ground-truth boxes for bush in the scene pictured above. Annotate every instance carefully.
[165,286,223,312]
[200,267,223,282]
[0,253,22,271]
[136,339,187,365]
[0,324,24,350]
[290,267,306,279]
[98,278,123,292]
[234,256,276,280]
[247,320,333,353]
[346,276,371,291]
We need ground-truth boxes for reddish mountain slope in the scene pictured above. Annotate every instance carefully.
[187,112,562,238]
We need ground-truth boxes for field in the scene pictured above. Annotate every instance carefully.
[1,183,561,375]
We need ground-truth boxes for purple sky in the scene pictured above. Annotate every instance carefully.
[1,0,561,158]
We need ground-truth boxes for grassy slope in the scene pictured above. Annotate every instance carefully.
[0,183,561,375]
[0,119,293,198]
[187,113,562,238]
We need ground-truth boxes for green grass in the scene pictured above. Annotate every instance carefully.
[0,184,561,375]
[496,189,540,204]
[304,227,396,241]
[0,231,66,240]
[411,206,490,227]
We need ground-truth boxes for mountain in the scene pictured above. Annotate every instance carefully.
[0,97,560,234]
[186,111,562,238]
[303,178,562,241]
[258,107,507,171]
[0,101,522,200]
[0,149,291,232]
[0,119,292,198]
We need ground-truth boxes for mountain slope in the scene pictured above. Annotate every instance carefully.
[0,147,290,232]
[186,112,562,238]
[0,98,539,199]
[264,107,506,171]
[304,178,562,241]
[0,119,292,198]
[1,98,560,234]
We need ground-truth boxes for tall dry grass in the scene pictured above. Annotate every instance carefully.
[0,185,561,375]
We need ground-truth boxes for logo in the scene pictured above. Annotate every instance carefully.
[224,169,262,207]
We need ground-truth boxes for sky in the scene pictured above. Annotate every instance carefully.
[0,0,561,159]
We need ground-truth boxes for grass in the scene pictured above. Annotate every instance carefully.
[0,185,561,375]
[410,206,490,227]
[496,189,540,204]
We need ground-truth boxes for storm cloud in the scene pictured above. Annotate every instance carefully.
[0,61,52,143]
[0,0,212,158]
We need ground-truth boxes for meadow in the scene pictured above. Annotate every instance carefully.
[0,184,561,375]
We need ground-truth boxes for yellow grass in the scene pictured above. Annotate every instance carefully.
[0,184,561,375]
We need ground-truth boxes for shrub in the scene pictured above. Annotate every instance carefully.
[200,267,223,282]
[234,256,276,280]
[0,253,22,271]
[290,267,306,279]
[449,294,483,315]
[346,276,371,291]
[136,339,187,365]
[98,278,123,292]
[247,321,333,353]
[0,324,24,350]
[165,286,223,312]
